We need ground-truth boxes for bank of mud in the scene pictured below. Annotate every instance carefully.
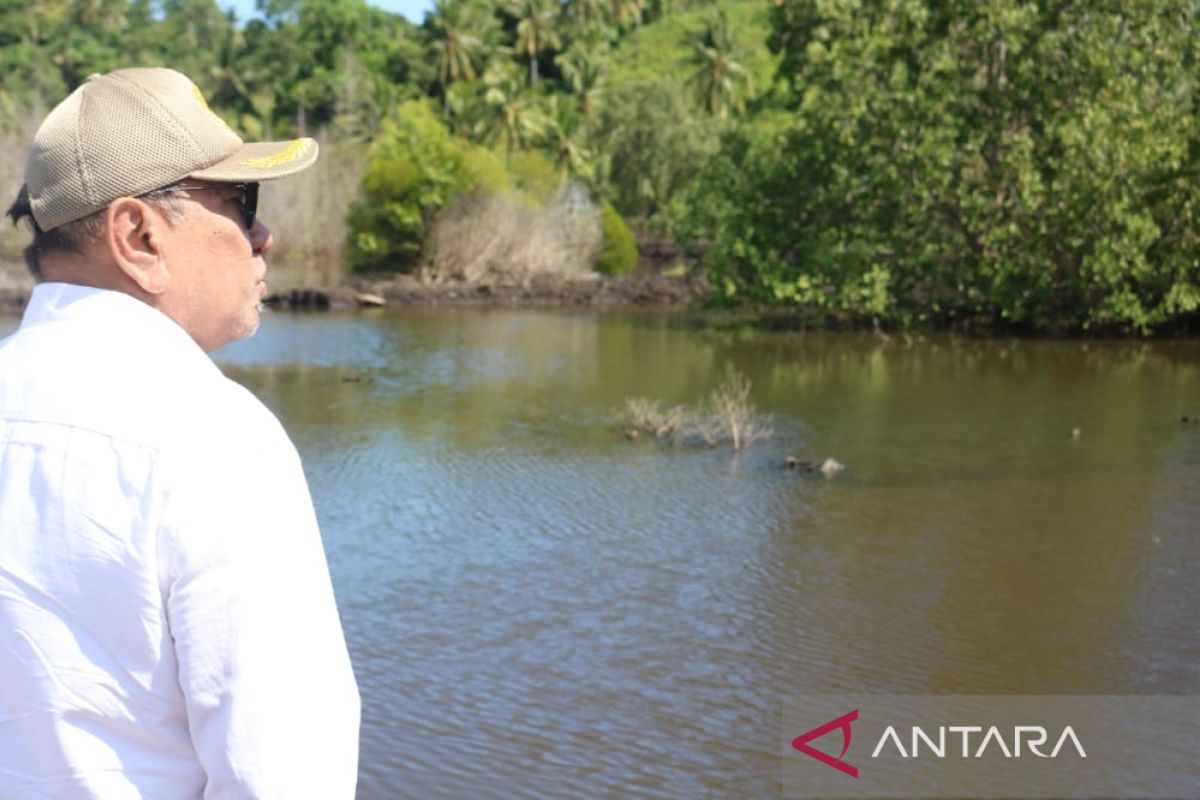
[1,266,710,315]
[264,273,711,311]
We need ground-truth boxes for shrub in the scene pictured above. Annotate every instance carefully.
[347,100,506,273]
[595,202,638,277]
[426,183,601,284]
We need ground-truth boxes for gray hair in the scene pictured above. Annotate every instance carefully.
[6,185,185,280]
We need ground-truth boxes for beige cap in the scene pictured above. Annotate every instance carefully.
[26,67,318,231]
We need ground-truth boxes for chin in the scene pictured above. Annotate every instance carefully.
[206,315,261,353]
[240,315,262,341]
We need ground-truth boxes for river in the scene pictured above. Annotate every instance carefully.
[3,307,1199,797]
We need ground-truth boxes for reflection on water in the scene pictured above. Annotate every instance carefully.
[4,309,1200,797]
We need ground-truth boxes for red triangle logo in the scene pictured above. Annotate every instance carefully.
[791,709,859,778]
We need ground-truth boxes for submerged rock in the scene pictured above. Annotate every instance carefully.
[819,457,844,476]
[786,456,844,476]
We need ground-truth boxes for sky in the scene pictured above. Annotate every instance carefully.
[219,0,432,25]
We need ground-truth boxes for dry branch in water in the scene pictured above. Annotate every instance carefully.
[700,373,774,450]
[625,397,686,440]
[624,373,773,451]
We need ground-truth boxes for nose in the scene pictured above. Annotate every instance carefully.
[251,219,273,255]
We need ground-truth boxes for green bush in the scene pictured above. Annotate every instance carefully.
[595,202,638,276]
[347,100,506,273]
[677,0,1200,332]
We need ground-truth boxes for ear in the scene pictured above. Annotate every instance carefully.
[104,197,173,295]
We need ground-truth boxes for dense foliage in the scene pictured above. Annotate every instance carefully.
[679,0,1199,332]
[2,0,1197,331]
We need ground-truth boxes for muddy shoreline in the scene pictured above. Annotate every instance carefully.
[267,274,711,311]
[0,273,710,315]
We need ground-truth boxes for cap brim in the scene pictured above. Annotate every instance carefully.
[190,137,319,182]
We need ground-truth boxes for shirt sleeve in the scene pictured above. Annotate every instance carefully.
[160,399,360,799]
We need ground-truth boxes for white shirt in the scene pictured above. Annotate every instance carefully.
[0,284,360,799]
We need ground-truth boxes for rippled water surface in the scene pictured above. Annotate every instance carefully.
[4,308,1199,797]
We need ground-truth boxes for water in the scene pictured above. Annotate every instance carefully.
[3,308,1199,797]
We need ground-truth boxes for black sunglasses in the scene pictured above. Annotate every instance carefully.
[142,181,260,230]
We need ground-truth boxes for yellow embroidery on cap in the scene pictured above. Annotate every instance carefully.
[240,139,313,169]
[192,83,236,133]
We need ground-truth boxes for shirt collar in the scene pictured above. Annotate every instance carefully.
[19,282,218,374]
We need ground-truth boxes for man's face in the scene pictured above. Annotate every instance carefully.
[156,182,273,352]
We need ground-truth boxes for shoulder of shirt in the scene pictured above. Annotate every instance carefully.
[195,375,291,446]
[131,361,293,463]
[0,284,293,459]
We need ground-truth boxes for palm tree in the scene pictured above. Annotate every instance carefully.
[506,0,562,87]
[540,96,596,181]
[558,42,607,116]
[427,0,490,112]
[687,11,752,118]
[483,63,547,158]
[608,0,644,30]
[565,0,606,24]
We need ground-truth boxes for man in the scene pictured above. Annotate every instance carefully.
[0,68,360,797]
